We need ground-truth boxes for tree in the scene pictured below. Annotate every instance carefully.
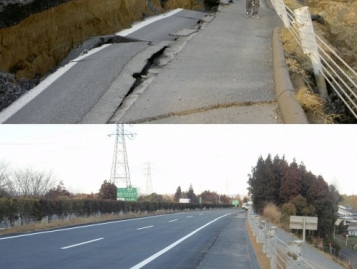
[248,155,278,213]
[279,159,302,204]
[174,186,182,202]
[6,167,56,198]
[200,190,219,204]
[98,180,117,200]
[45,181,71,200]
[187,184,197,203]
[0,160,10,198]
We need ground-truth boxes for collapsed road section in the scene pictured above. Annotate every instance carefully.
[0,9,211,123]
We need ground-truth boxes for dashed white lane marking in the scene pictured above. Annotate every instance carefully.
[61,238,104,250]
[169,219,178,223]
[137,226,154,230]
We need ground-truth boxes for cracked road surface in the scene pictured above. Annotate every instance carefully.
[1,2,283,124]
[114,2,283,123]
[0,9,207,124]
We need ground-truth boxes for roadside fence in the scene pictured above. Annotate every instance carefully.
[271,0,357,119]
[248,212,315,269]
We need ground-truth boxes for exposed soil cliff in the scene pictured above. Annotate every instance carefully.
[0,0,208,80]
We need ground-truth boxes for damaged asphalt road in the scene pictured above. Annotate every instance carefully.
[0,9,208,123]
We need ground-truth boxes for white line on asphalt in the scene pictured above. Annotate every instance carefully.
[169,219,178,223]
[0,8,183,123]
[61,238,104,250]
[0,44,110,123]
[130,213,231,269]
[116,9,183,36]
[187,216,193,218]
[0,213,184,241]
[137,226,153,230]
[199,214,203,215]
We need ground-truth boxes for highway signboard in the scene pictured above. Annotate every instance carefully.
[117,188,137,201]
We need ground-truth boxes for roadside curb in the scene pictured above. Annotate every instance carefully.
[272,27,309,124]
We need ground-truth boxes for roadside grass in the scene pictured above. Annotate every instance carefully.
[0,210,172,236]
[279,0,357,123]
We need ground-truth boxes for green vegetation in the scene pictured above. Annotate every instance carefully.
[248,154,342,250]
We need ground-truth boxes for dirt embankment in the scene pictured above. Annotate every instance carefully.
[0,0,207,80]
[281,0,357,123]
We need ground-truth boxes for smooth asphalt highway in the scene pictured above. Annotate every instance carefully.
[0,209,249,269]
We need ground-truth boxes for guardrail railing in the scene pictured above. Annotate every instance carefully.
[248,210,316,269]
[271,0,357,119]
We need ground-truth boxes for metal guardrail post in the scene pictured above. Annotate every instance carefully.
[266,227,277,269]
[287,240,303,269]
[254,216,260,238]
[271,0,290,28]
[294,6,328,100]
[258,220,266,244]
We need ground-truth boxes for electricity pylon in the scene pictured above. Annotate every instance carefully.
[144,162,153,195]
[108,124,135,188]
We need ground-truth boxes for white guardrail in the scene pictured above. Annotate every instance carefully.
[247,209,321,269]
[271,0,357,119]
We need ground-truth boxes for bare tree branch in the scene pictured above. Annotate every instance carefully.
[7,167,56,198]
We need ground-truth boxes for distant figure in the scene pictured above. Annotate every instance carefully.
[246,0,260,18]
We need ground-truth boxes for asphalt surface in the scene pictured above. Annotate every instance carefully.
[1,9,207,123]
[0,1,309,124]
[0,209,259,269]
[116,0,284,123]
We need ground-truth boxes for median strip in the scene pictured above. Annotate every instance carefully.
[130,213,231,269]
[61,238,104,250]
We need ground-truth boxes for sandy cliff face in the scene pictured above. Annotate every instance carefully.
[0,0,205,79]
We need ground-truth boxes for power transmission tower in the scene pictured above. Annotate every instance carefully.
[144,162,153,195]
[108,124,135,188]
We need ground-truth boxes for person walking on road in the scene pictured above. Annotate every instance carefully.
[245,0,260,18]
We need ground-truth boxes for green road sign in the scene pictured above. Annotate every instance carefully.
[117,188,138,201]
[232,200,239,207]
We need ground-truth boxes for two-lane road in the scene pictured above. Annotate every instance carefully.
[0,209,248,269]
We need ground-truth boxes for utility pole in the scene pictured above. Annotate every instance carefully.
[144,162,153,195]
[108,124,135,188]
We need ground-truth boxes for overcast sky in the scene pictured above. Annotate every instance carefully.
[0,125,356,197]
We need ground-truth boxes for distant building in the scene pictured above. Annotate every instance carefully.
[338,205,357,218]
[336,205,357,234]
[347,222,357,237]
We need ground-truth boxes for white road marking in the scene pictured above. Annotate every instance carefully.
[130,213,231,269]
[187,216,193,218]
[117,9,183,36]
[61,238,104,250]
[169,219,178,223]
[199,214,203,215]
[0,8,183,123]
[137,225,153,230]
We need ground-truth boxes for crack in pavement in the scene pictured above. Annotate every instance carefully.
[122,100,277,123]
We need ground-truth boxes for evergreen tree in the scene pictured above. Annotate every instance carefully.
[187,184,196,203]
[98,180,117,200]
[174,186,181,202]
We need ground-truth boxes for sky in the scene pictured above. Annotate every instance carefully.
[0,124,356,197]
